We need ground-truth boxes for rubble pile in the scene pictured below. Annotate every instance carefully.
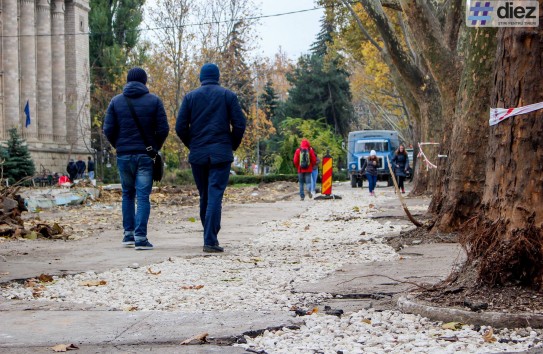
[0,187,26,237]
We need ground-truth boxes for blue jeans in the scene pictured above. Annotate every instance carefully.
[88,171,95,180]
[366,173,377,193]
[117,154,154,242]
[191,161,231,247]
[298,172,311,199]
[310,168,318,194]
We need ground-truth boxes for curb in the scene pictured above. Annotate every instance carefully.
[398,295,543,328]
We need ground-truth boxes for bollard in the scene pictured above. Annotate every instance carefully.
[321,151,333,195]
[315,150,341,200]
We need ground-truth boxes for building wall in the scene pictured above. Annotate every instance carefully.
[0,0,91,175]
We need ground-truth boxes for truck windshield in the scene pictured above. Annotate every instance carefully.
[355,139,389,153]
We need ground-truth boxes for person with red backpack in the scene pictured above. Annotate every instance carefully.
[293,138,317,201]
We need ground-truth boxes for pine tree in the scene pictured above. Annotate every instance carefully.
[259,80,279,124]
[221,21,255,115]
[285,15,354,137]
[2,128,35,183]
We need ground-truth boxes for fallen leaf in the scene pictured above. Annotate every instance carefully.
[0,272,9,276]
[304,225,310,231]
[147,268,161,275]
[352,206,360,212]
[307,307,318,315]
[80,280,107,287]
[188,217,196,223]
[39,274,54,283]
[180,332,208,345]
[442,322,463,330]
[482,328,496,343]
[361,318,371,324]
[123,306,138,312]
[181,285,204,290]
[368,204,374,209]
[51,343,79,352]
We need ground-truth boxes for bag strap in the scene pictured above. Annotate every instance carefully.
[123,96,157,159]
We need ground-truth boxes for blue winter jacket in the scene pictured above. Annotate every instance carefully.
[103,82,169,155]
[176,80,246,165]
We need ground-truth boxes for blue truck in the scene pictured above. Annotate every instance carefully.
[347,130,400,188]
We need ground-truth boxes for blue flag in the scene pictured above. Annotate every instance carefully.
[24,100,31,128]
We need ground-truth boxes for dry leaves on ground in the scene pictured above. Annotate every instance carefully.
[180,332,208,345]
[483,328,497,343]
[181,285,204,290]
[79,280,107,287]
[51,343,79,352]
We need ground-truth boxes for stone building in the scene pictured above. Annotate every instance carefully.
[0,0,91,174]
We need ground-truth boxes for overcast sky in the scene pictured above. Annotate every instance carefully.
[256,0,323,59]
[144,0,323,60]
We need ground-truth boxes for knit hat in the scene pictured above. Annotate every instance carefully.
[199,63,220,83]
[127,67,147,85]
[370,150,377,156]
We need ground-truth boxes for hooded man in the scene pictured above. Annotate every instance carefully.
[104,67,169,250]
[176,63,246,253]
[293,138,317,201]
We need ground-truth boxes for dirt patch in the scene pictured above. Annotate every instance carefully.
[386,226,543,316]
[386,224,458,251]
[98,181,300,206]
[412,263,543,315]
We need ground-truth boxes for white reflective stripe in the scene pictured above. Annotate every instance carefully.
[489,101,543,126]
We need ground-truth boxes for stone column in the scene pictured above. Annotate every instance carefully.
[20,0,38,140]
[2,0,20,135]
[37,0,54,141]
[52,0,67,142]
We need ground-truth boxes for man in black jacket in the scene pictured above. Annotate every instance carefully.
[103,67,169,250]
[176,63,246,253]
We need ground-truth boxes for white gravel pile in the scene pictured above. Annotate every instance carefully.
[237,309,542,353]
[2,185,399,312]
[4,184,541,353]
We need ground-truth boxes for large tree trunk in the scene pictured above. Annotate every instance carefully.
[461,10,543,288]
[430,27,497,231]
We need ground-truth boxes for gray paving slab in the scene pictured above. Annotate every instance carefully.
[0,310,301,348]
[0,345,246,354]
[295,243,465,296]
[0,201,300,282]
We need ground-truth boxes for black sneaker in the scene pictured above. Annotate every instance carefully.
[203,245,224,253]
[122,235,135,247]
[135,240,154,250]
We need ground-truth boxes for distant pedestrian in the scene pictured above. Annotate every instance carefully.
[310,147,320,196]
[366,150,378,196]
[293,139,317,201]
[87,156,95,180]
[391,144,409,193]
[66,159,77,182]
[176,63,246,253]
[75,156,86,179]
[104,67,169,250]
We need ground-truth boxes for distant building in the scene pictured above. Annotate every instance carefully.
[0,0,91,174]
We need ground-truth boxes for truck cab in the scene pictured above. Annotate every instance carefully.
[347,130,400,188]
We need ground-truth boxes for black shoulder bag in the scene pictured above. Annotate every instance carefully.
[124,96,164,182]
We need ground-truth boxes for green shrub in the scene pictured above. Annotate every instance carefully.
[160,169,194,185]
[228,174,298,185]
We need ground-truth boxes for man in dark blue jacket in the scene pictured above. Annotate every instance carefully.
[176,63,246,253]
[104,67,169,250]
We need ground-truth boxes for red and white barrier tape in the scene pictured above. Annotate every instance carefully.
[490,102,543,126]
[417,142,439,170]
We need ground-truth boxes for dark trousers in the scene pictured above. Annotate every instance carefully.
[191,161,231,247]
[396,175,406,189]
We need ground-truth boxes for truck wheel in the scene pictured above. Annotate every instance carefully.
[351,175,357,188]
[357,178,363,188]
[387,176,394,187]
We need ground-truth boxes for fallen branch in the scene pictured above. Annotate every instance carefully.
[386,156,423,227]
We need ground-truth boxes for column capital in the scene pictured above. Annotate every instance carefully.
[37,0,51,11]
[52,0,66,14]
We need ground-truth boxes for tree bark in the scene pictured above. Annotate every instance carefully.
[461,10,543,288]
[430,27,497,231]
